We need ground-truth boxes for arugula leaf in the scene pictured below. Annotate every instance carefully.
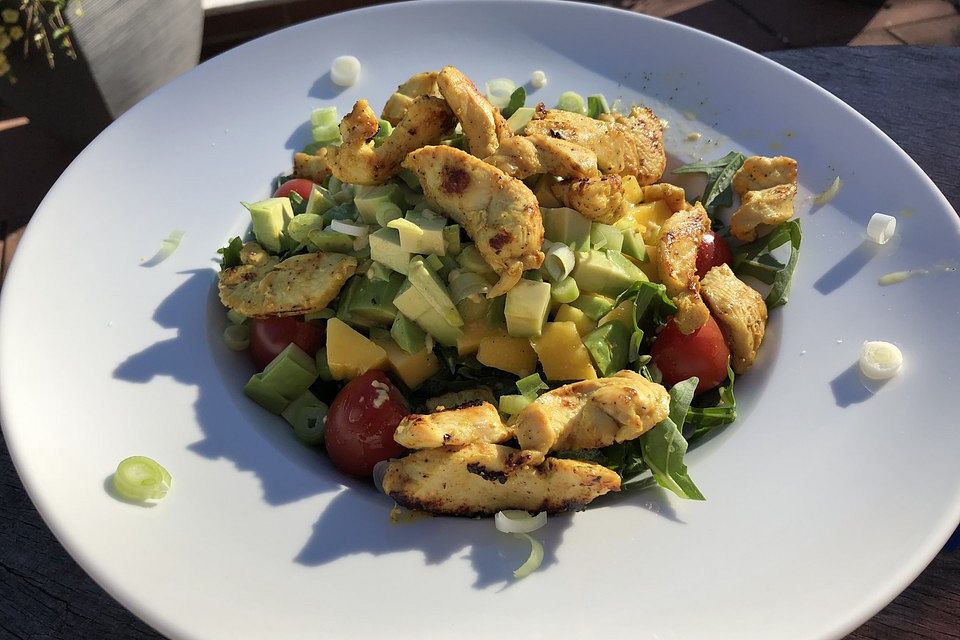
[673,151,746,216]
[287,190,308,215]
[687,363,736,441]
[587,94,610,119]
[637,377,705,500]
[216,236,243,270]
[731,219,802,309]
[501,87,526,119]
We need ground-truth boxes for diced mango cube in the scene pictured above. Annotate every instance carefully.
[622,175,643,204]
[554,304,597,337]
[326,318,388,380]
[599,300,635,328]
[531,322,597,381]
[371,333,440,389]
[476,336,537,377]
[627,199,673,243]
[456,319,507,356]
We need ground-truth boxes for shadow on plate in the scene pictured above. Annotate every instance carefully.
[830,361,888,408]
[112,269,342,508]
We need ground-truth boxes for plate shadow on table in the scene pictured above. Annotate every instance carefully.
[112,268,342,507]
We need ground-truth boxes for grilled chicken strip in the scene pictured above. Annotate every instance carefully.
[218,242,357,318]
[319,96,455,186]
[549,174,626,224]
[403,145,544,297]
[483,134,599,180]
[524,106,666,185]
[701,264,768,374]
[512,371,670,455]
[657,203,711,334]
[641,183,687,213]
[436,65,513,159]
[730,155,798,241]
[382,442,621,516]
[293,147,332,184]
[393,401,513,449]
[381,70,441,125]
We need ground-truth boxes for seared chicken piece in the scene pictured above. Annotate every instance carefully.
[403,145,544,297]
[524,106,666,185]
[549,174,626,224]
[657,204,711,334]
[393,401,513,449]
[483,134,599,180]
[512,371,670,455]
[436,65,512,159]
[218,242,357,318]
[730,156,798,241]
[292,147,332,184]
[381,71,440,126]
[701,264,768,374]
[324,97,456,185]
[382,442,620,516]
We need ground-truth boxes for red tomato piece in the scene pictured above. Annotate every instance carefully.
[249,316,324,370]
[651,315,730,395]
[696,230,734,279]
[325,371,409,477]
[273,178,316,201]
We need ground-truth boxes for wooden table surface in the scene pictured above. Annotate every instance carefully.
[0,45,958,639]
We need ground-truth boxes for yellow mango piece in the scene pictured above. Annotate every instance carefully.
[476,336,538,377]
[554,304,597,337]
[599,300,635,327]
[456,319,507,356]
[627,199,673,243]
[637,243,660,281]
[325,318,388,380]
[371,333,440,389]
[622,175,644,204]
[531,322,597,381]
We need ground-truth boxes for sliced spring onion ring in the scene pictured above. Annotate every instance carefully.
[387,218,425,237]
[511,533,544,579]
[530,70,547,89]
[814,176,842,205]
[330,219,370,237]
[543,241,575,282]
[866,213,896,244]
[859,341,903,380]
[449,271,490,303]
[557,91,586,115]
[113,456,171,501]
[223,323,250,351]
[142,229,185,266]
[330,55,361,87]
[485,77,516,109]
[495,510,547,534]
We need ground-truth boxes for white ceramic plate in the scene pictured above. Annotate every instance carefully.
[2,2,959,638]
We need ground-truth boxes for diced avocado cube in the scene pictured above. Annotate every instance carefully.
[394,281,432,319]
[260,343,319,401]
[443,225,462,255]
[244,198,294,254]
[407,258,463,327]
[353,183,405,224]
[337,272,404,328]
[365,261,393,282]
[391,312,427,354]
[571,292,616,321]
[583,321,631,377]
[506,107,535,133]
[543,207,591,251]
[590,222,624,252]
[369,227,412,275]
[571,249,648,298]
[389,209,447,255]
[308,229,354,253]
[621,229,647,261]
[393,283,463,347]
[457,244,496,278]
[244,373,290,414]
[505,279,552,338]
[305,184,335,216]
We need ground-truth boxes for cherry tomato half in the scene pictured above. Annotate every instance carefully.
[696,230,734,279]
[651,315,730,395]
[249,316,324,370]
[325,371,409,477]
[273,178,316,200]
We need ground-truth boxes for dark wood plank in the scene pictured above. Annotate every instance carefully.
[0,46,957,640]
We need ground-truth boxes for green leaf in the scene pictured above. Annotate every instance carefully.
[52,25,72,39]
[287,190,307,215]
[217,236,243,270]
[587,94,610,119]
[673,151,746,216]
[732,219,802,309]
[687,363,737,440]
[636,377,704,500]
[501,86,526,119]
[516,373,548,400]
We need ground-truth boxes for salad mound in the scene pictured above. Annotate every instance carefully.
[216,65,801,516]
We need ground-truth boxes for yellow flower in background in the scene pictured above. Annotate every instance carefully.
[9,26,22,40]
[0,34,9,50]
[0,54,10,77]
[1,9,19,24]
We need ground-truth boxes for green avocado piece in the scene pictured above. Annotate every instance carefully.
[407,258,463,327]
[260,343,319,401]
[353,183,405,224]
[244,198,293,254]
[336,272,404,328]
[391,312,427,354]
[369,227,412,275]
[505,279,552,338]
[542,207,591,251]
[570,292,616,321]
[590,222,624,251]
[389,209,447,255]
[393,282,463,347]
[571,249,648,298]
